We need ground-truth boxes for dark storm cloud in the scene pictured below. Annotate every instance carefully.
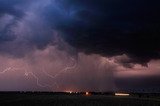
[0,0,56,57]
[0,0,160,91]
[44,0,160,65]
[0,0,160,64]
[0,0,31,17]
[0,0,30,43]
[0,0,24,44]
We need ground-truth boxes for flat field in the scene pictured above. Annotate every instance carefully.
[0,92,160,106]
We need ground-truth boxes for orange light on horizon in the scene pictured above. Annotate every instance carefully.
[85,92,90,96]
[65,91,73,94]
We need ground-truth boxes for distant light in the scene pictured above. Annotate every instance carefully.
[85,92,90,96]
[115,93,130,96]
[66,91,73,94]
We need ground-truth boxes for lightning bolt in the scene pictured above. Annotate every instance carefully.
[0,56,77,89]
[0,67,22,74]
[24,62,59,89]
[24,70,58,88]
[42,57,77,79]
[0,66,59,89]
[0,67,12,74]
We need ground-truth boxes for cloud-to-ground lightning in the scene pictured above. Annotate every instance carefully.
[24,56,77,89]
[42,57,77,79]
[0,66,59,89]
[24,63,59,89]
[24,70,58,88]
[0,57,77,88]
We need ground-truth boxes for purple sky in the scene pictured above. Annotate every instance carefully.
[0,0,160,92]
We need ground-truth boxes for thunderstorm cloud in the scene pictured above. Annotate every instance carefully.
[0,0,160,91]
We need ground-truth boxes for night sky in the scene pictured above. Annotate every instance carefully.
[0,0,160,92]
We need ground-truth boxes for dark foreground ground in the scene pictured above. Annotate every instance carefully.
[0,92,160,106]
